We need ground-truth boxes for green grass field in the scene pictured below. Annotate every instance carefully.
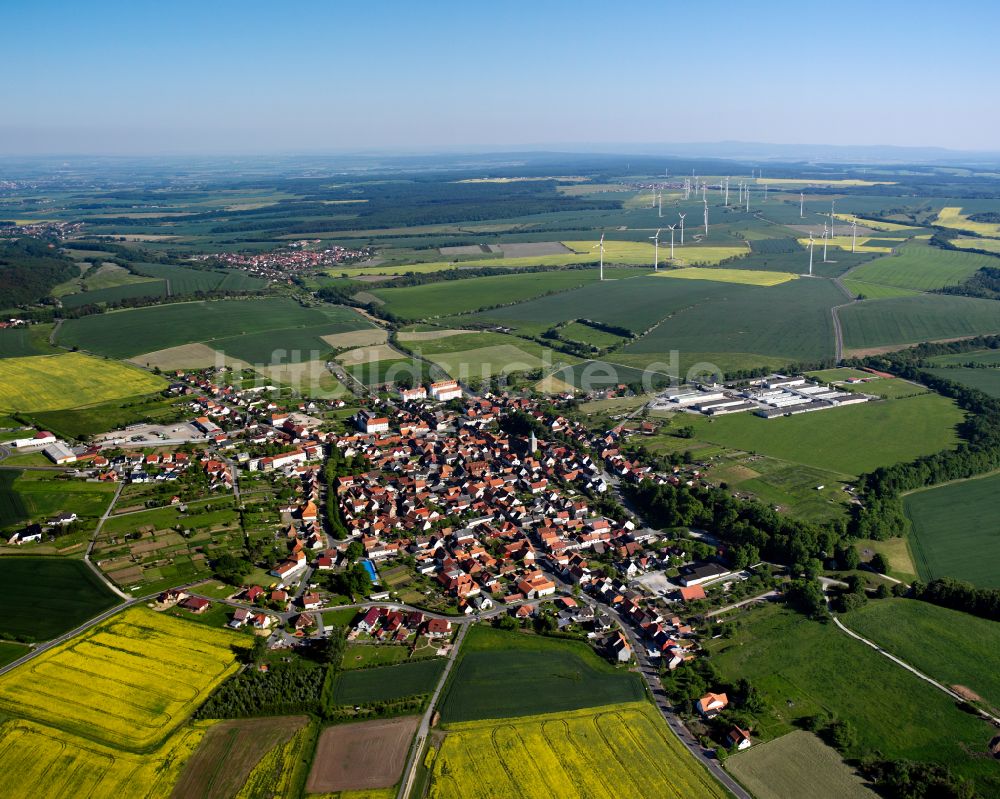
[438,625,644,724]
[0,327,53,358]
[347,357,432,386]
[836,377,928,399]
[725,731,876,799]
[60,280,167,308]
[0,471,29,529]
[0,558,119,641]
[677,393,962,476]
[129,261,266,293]
[703,605,999,795]
[904,473,1000,587]
[330,658,445,705]
[623,276,843,365]
[845,239,989,291]
[925,367,1000,398]
[24,394,187,439]
[929,348,1000,367]
[0,642,30,668]
[476,273,750,334]
[0,353,166,413]
[840,279,920,300]
[371,270,604,319]
[843,599,1000,710]
[57,298,369,359]
[6,471,117,527]
[840,295,1000,351]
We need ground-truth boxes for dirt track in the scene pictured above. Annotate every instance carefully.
[307,715,420,793]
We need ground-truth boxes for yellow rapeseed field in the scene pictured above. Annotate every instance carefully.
[831,213,919,232]
[795,235,903,254]
[934,207,1000,237]
[0,352,165,412]
[0,607,243,750]
[427,702,727,799]
[0,718,209,799]
[655,267,797,286]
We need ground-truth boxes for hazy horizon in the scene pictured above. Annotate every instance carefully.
[5,0,999,156]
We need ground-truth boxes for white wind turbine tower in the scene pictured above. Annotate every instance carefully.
[745,184,750,212]
[800,191,805,218]
[650,228,661,271]
[658,191,663,218]
[593,234,606,281]
[763,182,768,202]
[831,199,836,228]
[724,177,730,206]
[703,199,709,236]
[822,223,830,263]
[678,212,686,245]
[808,232,815,276]
[851,217,858,253]
[666,224,676,261]
[701,182,707,202]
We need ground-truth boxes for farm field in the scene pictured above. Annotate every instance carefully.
[428,343,550,380]
[129,261,267,293]
[60,279,167,308]
[840,294,1000,352]
[0,352,165,412]
[845,239,988,291]
[429,702,727,799]
[672,393,962,476]
[330,658,445,706]
[0,641,30,668]
[475,273,750,334]
[934,206,1000,237]
[347,356,433,387]
[832,213,920,232]
[169,715,308,799]
[0,557,119,640]
[0,326,55,357]
[25,393,188,439]
[2,470,116,533]
[929,348,1000,366]
[623,276,844,367]
[559,321,627,347]
[840,279,920,300]
[702,604,999,794]
[56,298,370,359]
[795,235,902,254]
[369,269,603,319]
[0,606,243,749]
[0,718,207,799]
[0,471,28,529]
[655,267,797,286]
[926,366,1000,397]
[835,377,928,399]
[904,473,1000,587]
[842,599,1000,710]
[438,625,644,723]
[950,236,1000,254]
[307,715,419,794]
[724,731,876,799]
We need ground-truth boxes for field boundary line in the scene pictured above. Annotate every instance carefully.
[831,615,1000,725]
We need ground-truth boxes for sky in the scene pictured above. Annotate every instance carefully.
[4,0,999,156]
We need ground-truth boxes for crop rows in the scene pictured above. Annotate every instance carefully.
[428,703,726,799]
[0,607,241,749]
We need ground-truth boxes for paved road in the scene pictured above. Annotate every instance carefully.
[832,615,1000,725]
[397,622,469,799]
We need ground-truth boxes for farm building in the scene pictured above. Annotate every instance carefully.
[43,441,77,465]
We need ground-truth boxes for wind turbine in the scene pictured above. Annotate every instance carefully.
[703,199,709,236]
[831,199,836,228]
[666,224,676,260]
[763,182,768,202]
[701,182,707,202]
[822,223,830,263]
[724,177,730,206]
[650,228,661,271]
[678,212,686,245]
[593,234,606,281]
[808,232,814,276]
[745,184,750,212]
[800,191,804,218]
[851,217,858,253]
[658,191,663,218]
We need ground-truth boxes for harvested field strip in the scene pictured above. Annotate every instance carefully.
[169,715,308,799]
[306,715,419,793]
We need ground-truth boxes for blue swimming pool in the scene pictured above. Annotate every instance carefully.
[361,559,378,582]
